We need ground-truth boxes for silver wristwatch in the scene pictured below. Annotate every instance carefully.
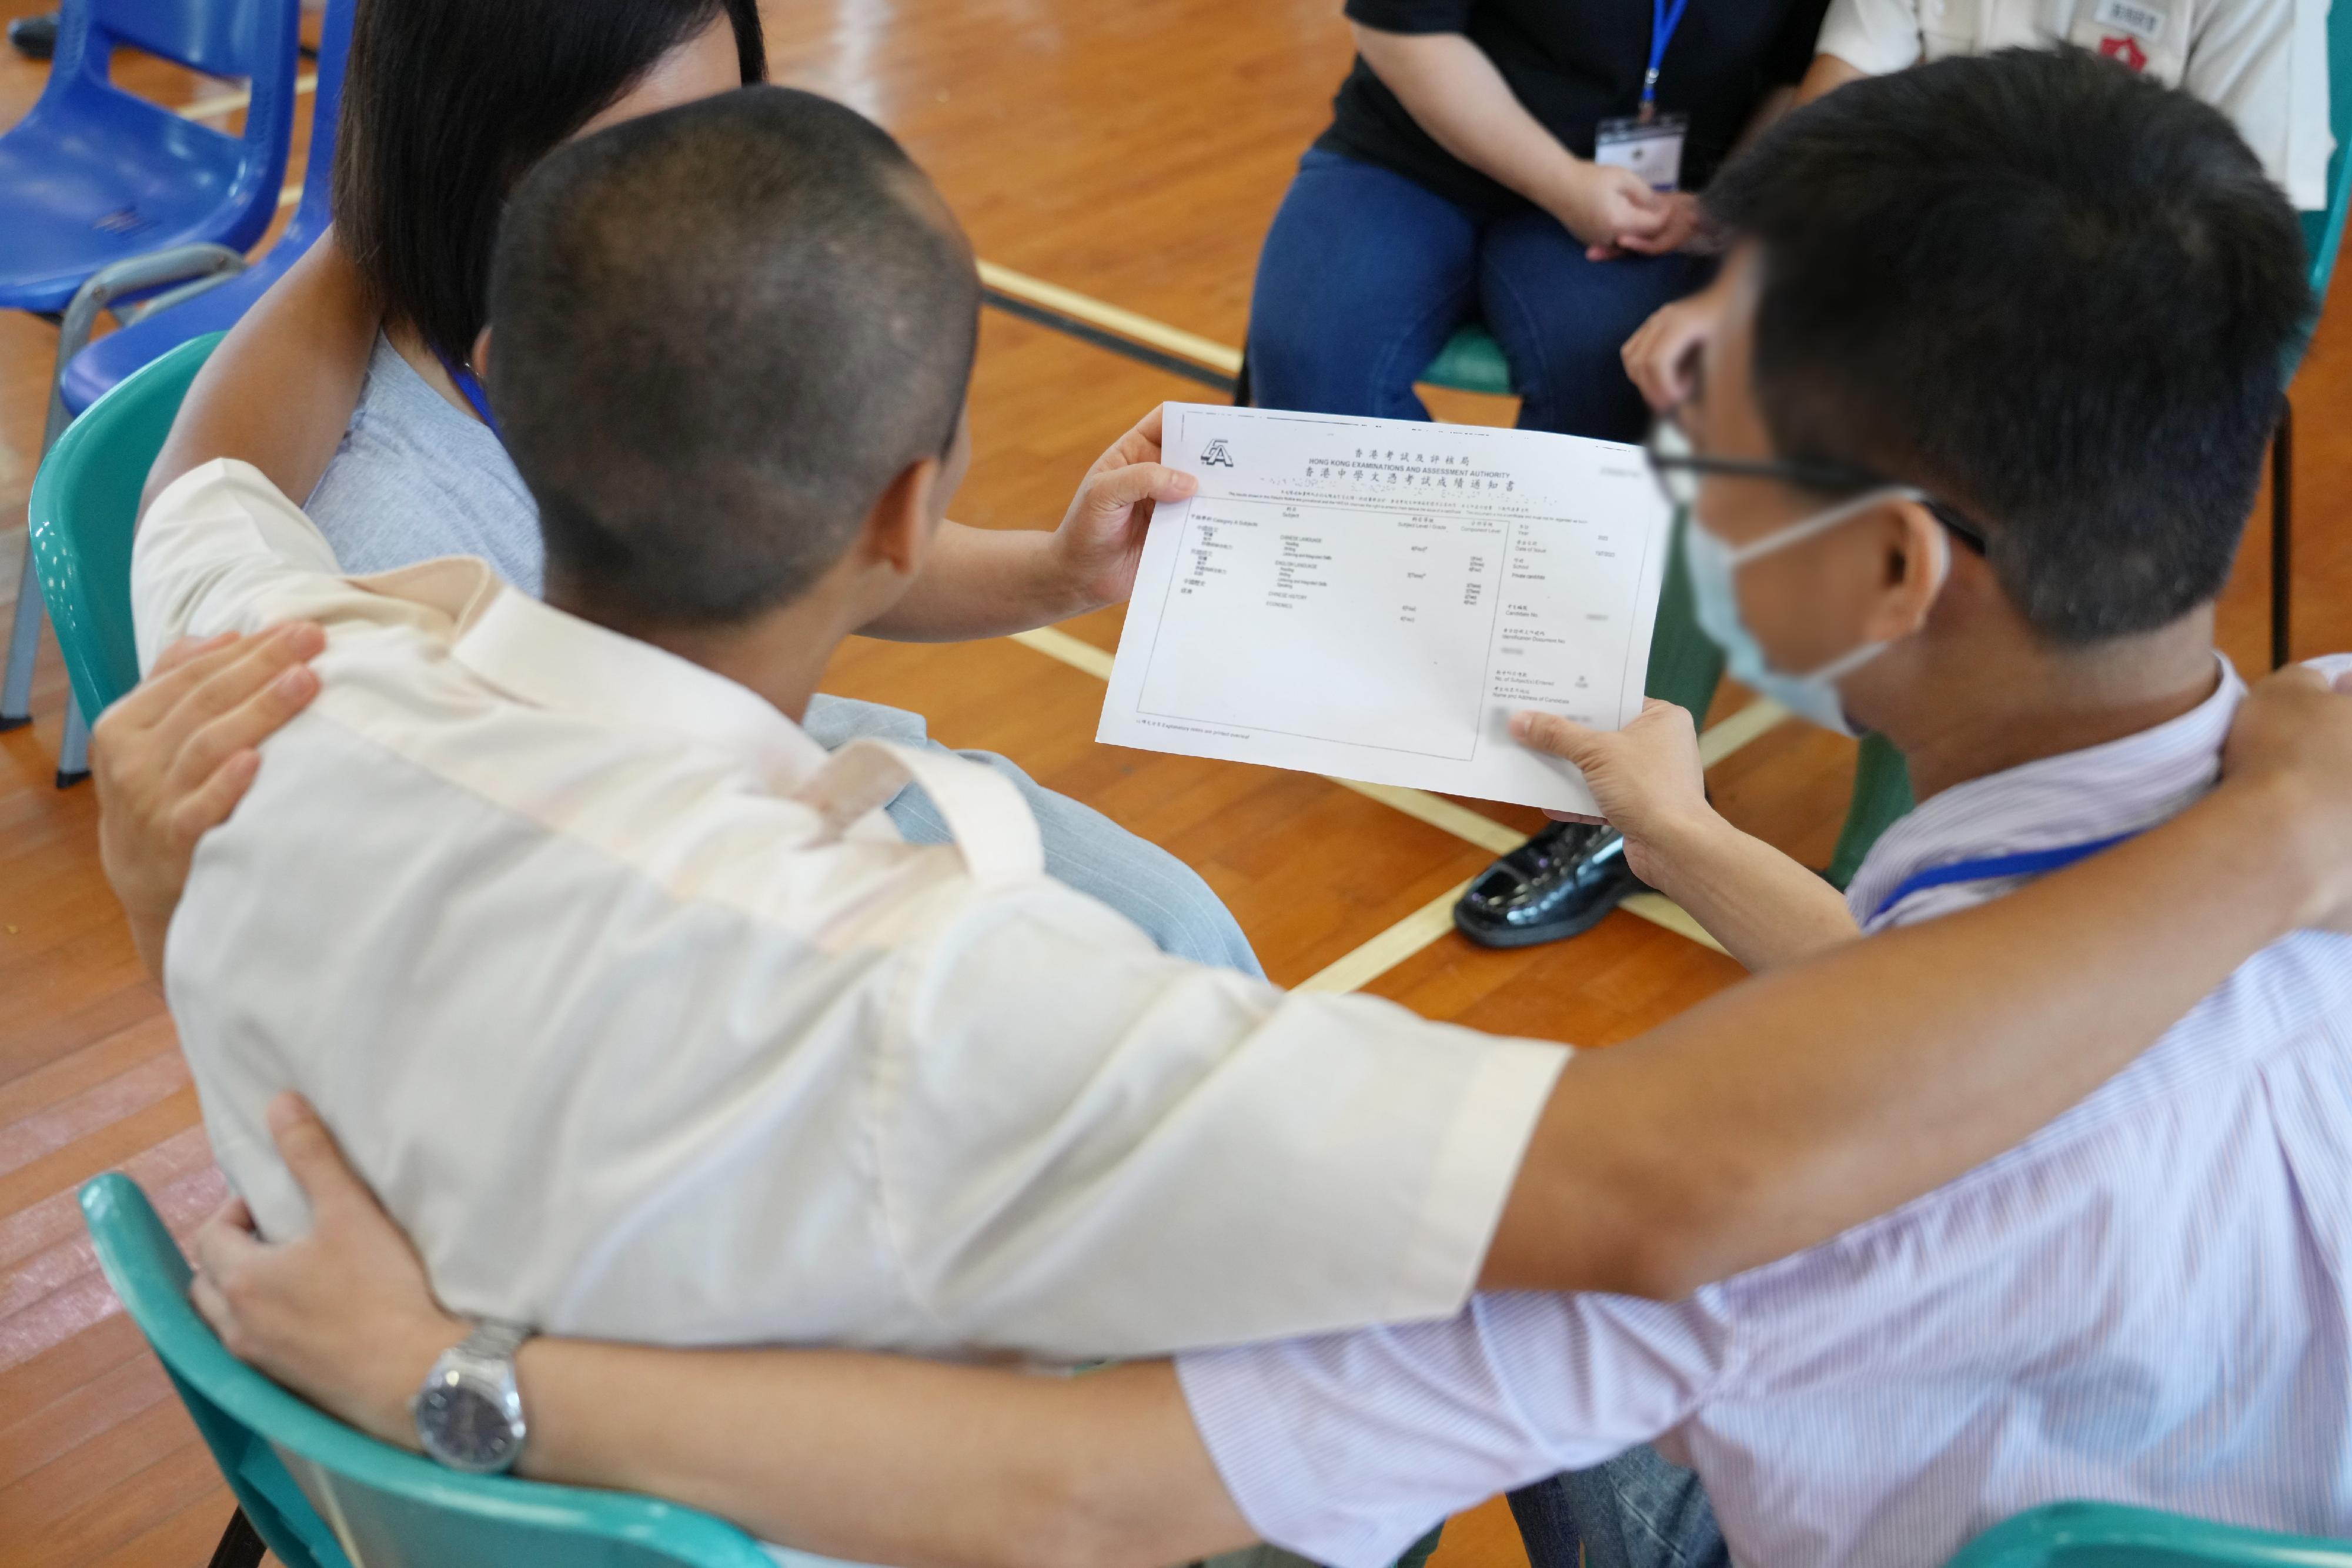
[413,1319,534,1473]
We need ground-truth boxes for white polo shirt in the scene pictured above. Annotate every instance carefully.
[1816,0,2334,208]
[134,460,1568,1358]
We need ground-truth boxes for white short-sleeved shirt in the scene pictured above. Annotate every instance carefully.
[1180,657,2352,1568]
[133,460,1569,1359]
[1816,0,2334,207]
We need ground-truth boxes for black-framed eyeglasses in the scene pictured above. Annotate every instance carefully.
[1644,422,1990,556]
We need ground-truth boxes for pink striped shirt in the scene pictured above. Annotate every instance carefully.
[1180,656,2352,1568]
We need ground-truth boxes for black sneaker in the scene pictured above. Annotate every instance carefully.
[8,11,57,59]
[1454,820,1645,948]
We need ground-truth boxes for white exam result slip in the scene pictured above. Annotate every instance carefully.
[1098,404,1673,813]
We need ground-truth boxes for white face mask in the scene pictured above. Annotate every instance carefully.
[1682,486,1947,737]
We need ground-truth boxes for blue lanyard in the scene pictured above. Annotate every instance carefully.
[1643,0,1693,112]
[1866,830,2143,924]
[434,349,503,442]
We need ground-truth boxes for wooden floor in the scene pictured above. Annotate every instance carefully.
[1,1,2348,1564]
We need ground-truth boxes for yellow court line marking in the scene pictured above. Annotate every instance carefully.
[1325,777,1523,856]
[1698,697,1789,766]
[182,71,316,122]
[1011,625,1114,680]
[1297,882,1474,994]
[978,260,1245,376]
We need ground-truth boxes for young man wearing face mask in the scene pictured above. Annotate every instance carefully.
[179,49,2352,1568]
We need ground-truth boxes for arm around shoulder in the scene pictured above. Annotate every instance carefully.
[1485,680,2352,1299]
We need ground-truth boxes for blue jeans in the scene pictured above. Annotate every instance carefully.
[801,694,1264,979]
[1248,149,1713,442]
[1509,1447,1728,1568]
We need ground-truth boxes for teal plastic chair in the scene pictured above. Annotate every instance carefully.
[22,331,225,765]
[1418,320,1515,397]
[81,1171,861,1568]
[1948,1501,2352,1566]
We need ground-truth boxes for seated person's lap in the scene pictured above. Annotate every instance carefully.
[1247,149,1709,442]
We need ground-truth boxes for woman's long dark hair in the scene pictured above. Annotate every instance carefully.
[332,0,764,366]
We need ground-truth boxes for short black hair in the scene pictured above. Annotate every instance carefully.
[1703,48,2310,643]
[333,0,766,369]
[487,87,983,630]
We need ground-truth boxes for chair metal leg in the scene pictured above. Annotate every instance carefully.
[205,1506,268,1568]
[4,245,246,754]
[2271,394,2293,671]
[56,693,89,787]
[2,527,41,730]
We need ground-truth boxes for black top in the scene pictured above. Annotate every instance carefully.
[1315,0,1831,216]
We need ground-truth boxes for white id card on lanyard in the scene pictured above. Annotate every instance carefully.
[1601,0,1692,192]
[1594,113,1688,192]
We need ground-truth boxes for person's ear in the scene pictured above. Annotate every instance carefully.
[1857,500,1952,644]
[470,326,493,380]
[860,455,946,580]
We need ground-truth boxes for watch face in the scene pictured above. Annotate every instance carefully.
[417,1378,519,1470]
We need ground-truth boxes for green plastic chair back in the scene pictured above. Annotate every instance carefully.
[80,1172,873,1568]
[1949,1502,2352,1566]
[25,332,226,726]
[1419,321,1516,397]
[2299,0,2352,313]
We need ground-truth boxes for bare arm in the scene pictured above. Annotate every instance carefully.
[1793,51,1869,108]
[191,670,2352,1567]
[195,1099,1242,1568]
[854,407,1197,642]
[1352,25,1672,251]
[1515,701,1859,969]
[1482,668,2352,1298]
[143,236,379,516]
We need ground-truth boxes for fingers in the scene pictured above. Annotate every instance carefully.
[1511,709,1603,764]
[165,656,319,800]
[151,630,240,678]
[1098,405,1170,473]
[1081,461,1197,517]
[191,1196,266,1352]
[191,1271,237,1346]
[166,748,264,844]
[145,623,325,757]
[103,630,268,730]
[1544,810,1607,824]
[266,1092,380,1221]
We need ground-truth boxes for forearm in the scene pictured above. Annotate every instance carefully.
[1485,771,2328,1298]
[857,524,1088,641]
[1638,810,1860,969]
[349,1321,1245,1568]
[143,236,377,516]
[1354,26,1591,215]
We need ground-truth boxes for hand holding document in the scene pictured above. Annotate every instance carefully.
[1098,404,1673,814]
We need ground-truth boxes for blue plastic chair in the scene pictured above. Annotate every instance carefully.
[1948,1500,2352,1566]
[0,0,300,774]
[57,0,347,419]
[79,1171,842,1568]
